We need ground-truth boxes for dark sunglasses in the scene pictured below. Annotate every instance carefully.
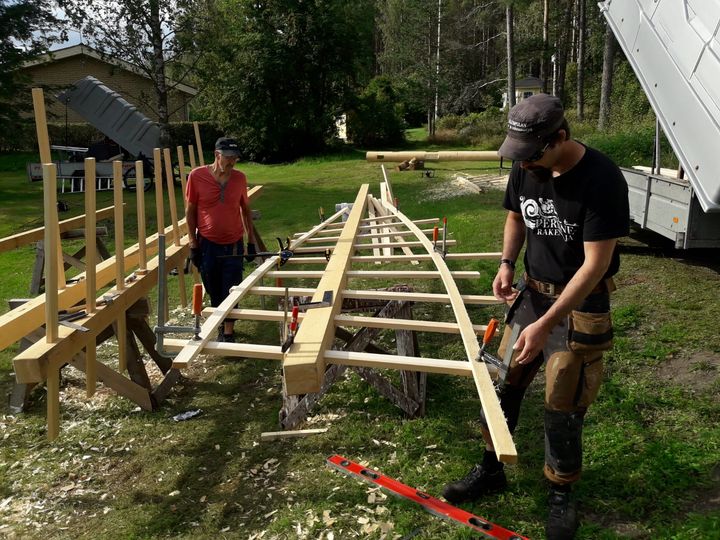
[524,141,551,163]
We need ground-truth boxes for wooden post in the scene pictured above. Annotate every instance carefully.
[84,158,97,397]
[188,144,197,169]
[32,88,66,289]
[113,161,127,373]
[153,148,165,234]
[164,148,187,307]
[135,160,148,273]
[47,363,60,440]
[193,122,205,166]
[43,164,59,344]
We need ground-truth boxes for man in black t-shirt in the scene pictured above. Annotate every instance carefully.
[442,94,629,540]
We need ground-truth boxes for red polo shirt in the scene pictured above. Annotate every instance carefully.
[186,166,248,244]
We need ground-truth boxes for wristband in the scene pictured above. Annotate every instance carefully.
[499,258,516,270]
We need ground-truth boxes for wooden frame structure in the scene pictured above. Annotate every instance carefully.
[4,89,269,439]
[167,175,518,463]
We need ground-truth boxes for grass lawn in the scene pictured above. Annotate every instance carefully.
[0,145,719,539]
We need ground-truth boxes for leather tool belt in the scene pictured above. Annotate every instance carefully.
[523,273,615,297]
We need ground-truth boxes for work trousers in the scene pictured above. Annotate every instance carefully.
[480,281,613,485]
[199,237,244,308]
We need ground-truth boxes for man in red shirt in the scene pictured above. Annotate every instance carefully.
[186,137,255,342]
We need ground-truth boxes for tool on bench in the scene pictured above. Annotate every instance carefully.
[280,290,334,352]
[476,318,519,389]
[327,455,528,540]
[58,310,90,332]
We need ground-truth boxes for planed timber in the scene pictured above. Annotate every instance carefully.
[297,217,439,235]
[292,239,456,252]
[249,286,502,305]
[0,205,120,254]
[201,306,489,335]
[283,184,369,394]
[164,338,478,378]
[379,198,516,463]
[260,428,328,441]
[366,150,499,162]
[0,185,263,353]
[283,252,502,264]
[266,270,480,280]
[305,228,435,243]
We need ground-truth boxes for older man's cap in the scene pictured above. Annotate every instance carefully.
[215,137,241,157]
[498,94,565,161]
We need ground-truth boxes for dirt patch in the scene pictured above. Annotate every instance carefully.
[655,351,720,395]
[419,173,509,202]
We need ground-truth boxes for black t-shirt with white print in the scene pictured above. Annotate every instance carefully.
[503,144,630,284]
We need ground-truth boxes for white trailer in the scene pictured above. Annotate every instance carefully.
[600,0,720,248]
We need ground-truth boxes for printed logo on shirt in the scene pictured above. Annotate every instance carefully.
[520,196,578,241]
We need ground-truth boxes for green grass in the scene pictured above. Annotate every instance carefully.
[0,144,719,539]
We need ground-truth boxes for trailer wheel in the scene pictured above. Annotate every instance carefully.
[123,165,153,192]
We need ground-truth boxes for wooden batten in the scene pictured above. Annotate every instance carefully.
[112,161,127,373]
[264,270,481,280]
[261,428,328,441]
[188,144,197,169]
[84,158,97,396]
[163,148,187,307]
[283,185,369,395]
[0,205,119,254]
[153,148,165,233]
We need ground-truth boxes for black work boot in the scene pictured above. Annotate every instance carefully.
[442,464,507,503]
[546,485,578,540]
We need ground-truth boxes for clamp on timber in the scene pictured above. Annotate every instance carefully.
[280,290,333,352]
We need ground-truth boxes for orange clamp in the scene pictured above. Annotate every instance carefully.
[483,318,499,345]
[192,283,203,315]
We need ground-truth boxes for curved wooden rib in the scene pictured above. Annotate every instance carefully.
[378,198,517,464]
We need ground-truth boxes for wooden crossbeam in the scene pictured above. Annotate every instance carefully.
[305,228,435,243]
[248,286,502,305]
[282,252,502,264]
[265,270,480,279]
[202,307,489,335]
[292,240,456,252]
[0,205,119,254]
[162,339,476,377]
[283,184,370,394]
[297,217,438,236]
[378,197,516,463]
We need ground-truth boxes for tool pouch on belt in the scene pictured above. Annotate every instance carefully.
[567,310,613,352]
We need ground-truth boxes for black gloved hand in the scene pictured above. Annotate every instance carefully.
[245,242,257,263]
[190,246,202,270]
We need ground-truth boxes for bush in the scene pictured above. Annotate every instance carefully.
[347,77,406,148]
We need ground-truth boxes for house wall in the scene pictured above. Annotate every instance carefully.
[20,55,191,123]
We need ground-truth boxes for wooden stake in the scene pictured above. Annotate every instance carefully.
[113,161,127,373]
[260,428,328,441]
[188,144,197,170]
[193,122,205,165]
[177,146,188,212]
[42,164,59,344]
[47,361,60,440]
[135,161,147,272]
[153,148,165,234]
[84,158,97,397]
[164,148,187,307]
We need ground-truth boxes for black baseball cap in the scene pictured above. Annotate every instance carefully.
[498,94,566,161]
[215,137,241,157]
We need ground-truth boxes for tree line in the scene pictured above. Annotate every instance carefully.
[3,0,651,162]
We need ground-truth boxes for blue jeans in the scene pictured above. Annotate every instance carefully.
[199,237,244,308]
